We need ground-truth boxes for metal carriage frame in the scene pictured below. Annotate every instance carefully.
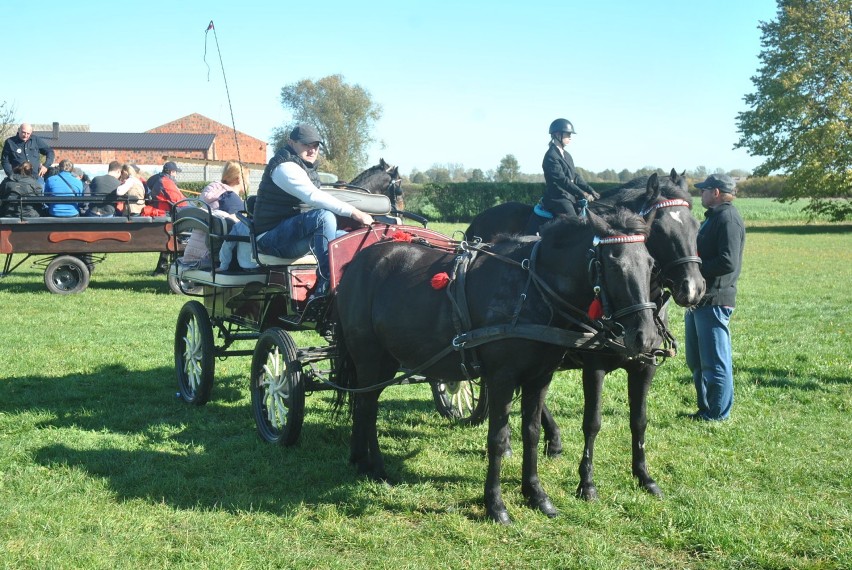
[171,195,484,445]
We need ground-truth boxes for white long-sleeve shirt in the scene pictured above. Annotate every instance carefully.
[271,162,356,218]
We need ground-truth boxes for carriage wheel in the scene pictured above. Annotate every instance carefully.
[174,300,216,405]
[431,379,488,425]
[251,328,305,446]
[168,262,204,295]
[44,255,91,294]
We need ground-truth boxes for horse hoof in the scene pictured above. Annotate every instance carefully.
[544,443,562,459]
[487,508,513,525]
[529,497,558,518]
[576,485,598,501]
[502,447,513,459]
[643,482,663,498]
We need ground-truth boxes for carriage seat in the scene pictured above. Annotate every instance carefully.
[169,264,269,288]
[254,252,317,267]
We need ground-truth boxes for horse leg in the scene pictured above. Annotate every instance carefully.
[627,365,662,497]
[577,366,605,501]
[350,391,389,481]
[484,378,515,525]
[540,403,563,458]
[521,380,558,517]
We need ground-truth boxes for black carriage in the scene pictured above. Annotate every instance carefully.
[171,189,483,445]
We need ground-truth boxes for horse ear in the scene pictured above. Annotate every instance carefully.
[669,168,677,182]
[379,158,388,169]
[645,172,661,204]
[390,166,400,179]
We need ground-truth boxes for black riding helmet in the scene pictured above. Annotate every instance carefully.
[549,118,576,135]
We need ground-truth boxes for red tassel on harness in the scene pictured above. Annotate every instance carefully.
[391,230,413,242]
[431,272,450,290]
[588,297,603,319]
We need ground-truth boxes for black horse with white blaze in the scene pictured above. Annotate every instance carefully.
[333,208,659,524]
[464,171,705,501]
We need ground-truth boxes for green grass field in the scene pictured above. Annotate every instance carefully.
[1,199,850,569]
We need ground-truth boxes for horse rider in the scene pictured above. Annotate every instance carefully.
[252,123,374,300]
[525,118,600,235]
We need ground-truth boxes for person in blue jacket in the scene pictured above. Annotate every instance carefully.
[43,159,83,217]
[685,173,746,421]
[2,123,55,180]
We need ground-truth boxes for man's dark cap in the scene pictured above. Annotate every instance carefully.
[695,173,736,193]
[289,124,323,145]
[163,161,182,173]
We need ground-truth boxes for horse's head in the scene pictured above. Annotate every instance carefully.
[350,160,404,211]
[540,209,659,356]
[640,171,705,307]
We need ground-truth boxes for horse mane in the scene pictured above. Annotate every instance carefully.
[587,207,649,237]
[349,159,397,186]
[599,170,692,208]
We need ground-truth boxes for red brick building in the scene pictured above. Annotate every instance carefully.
[33,114,267,167]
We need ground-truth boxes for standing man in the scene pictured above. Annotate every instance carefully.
[685,174,745,421]
[2,123,55,180]
[254,123,373,299]
[85,160,122,217]
[146,161,186,275]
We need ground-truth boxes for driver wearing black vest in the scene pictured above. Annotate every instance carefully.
[253,124,373,299]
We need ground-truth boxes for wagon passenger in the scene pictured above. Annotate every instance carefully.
[0,162,42,218]
[43,159,83,217]
[253,124,374,300]
[525,118,600,234]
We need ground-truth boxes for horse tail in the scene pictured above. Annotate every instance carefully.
[332,320,355,418]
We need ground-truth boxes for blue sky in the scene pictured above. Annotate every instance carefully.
[4,0,779,176]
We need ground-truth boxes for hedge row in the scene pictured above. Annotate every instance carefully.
[401,177,788,222]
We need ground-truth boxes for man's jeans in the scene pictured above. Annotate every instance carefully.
[256,209,341,288]
[684,305,735,420]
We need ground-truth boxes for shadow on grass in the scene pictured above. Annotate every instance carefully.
[742,366,850,388]
[3,364,474,516]
[745,224,852,235]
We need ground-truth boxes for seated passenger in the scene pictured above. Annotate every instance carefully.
[85,161,121,216]
[253,124,373,299]
[0,161,43,218]
[218,221,260,272]
[43,159,83,217]
[114,163,146,215]
[180,161,247,269]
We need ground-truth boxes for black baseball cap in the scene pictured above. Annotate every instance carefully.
[695,174,736,194]
[289,124,323,145]
[163,161,182,173]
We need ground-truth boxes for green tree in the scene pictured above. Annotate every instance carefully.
[0,101,16,140]
[735,0,852,220]
[271,74,383,181]
[495,154,520,182]
[469,168,486,182]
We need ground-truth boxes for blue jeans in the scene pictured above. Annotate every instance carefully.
[256,209,341,288]
[684,305,735,420]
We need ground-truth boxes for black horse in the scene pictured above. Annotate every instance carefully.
[334,208,660,524]
[346,158,404,211]
[463,171,704,501]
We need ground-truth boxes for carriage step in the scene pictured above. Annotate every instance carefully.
[280,295,332,329]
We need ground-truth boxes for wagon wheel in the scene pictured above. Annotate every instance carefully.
[44,255,91,294]
[174,300,216,405]
[167,262,204,295]
[431,378,488,425]
[251,328,305,446]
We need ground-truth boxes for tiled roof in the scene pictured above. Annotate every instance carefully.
[32,131,215,150]
[32,124,90,132]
